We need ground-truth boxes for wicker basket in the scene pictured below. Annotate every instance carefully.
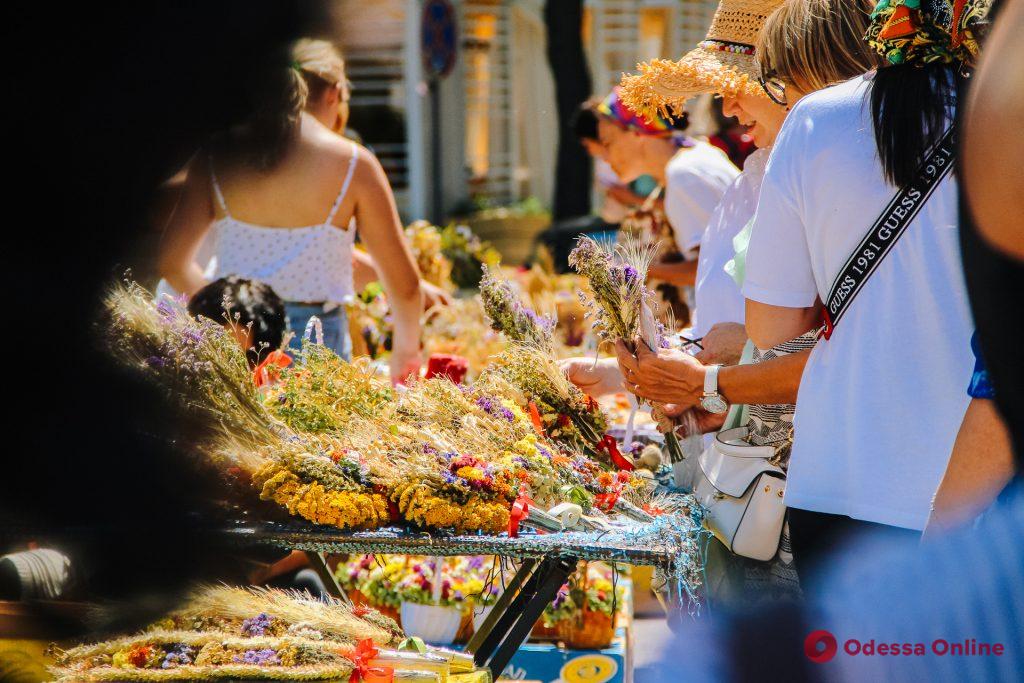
[454,609,474,644]
[556,611,615,650]
[530,621,560,641]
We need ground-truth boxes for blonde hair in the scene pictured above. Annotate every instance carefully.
[756,0,882,92]
[291,38,348,101]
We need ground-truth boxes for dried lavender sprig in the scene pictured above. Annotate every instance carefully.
[479,264,555,351]
[568,236,663,350]
[569,236,685,461]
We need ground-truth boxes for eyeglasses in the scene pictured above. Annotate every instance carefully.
[758,68,788,107]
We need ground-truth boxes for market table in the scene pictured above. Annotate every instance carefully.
[224,520,700,677]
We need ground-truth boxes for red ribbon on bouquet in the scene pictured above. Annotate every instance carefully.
[508,496,530,538]
[345,639,394,683]
[596,435,634,472]
[253,349,292,388]
[527,402,546,436]
[594,490,620,513]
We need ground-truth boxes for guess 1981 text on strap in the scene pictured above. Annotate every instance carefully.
[822,126,956,340]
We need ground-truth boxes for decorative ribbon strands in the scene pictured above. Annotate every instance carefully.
[346,639,395,683]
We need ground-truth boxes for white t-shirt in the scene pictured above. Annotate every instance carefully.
[690,148,768,339]
[664,140,738,256]
[743,75,973,530]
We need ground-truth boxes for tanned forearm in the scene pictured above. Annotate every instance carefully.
[647,260,698,288]
[718,349,810,406]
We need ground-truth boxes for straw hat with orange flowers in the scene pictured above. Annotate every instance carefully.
[619,0,786,121]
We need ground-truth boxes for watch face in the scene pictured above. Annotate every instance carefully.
[701,395,729,414]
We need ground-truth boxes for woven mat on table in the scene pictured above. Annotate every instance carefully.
[222,522,677,566]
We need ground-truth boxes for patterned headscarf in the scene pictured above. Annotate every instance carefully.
[866,0,992,66]
[595,88,693,147]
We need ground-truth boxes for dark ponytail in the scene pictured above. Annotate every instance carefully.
[211,46,308,171]
[870,62,962,189]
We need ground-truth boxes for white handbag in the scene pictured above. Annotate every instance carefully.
[694,426,787,561]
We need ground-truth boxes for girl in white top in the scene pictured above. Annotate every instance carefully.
[160,45,422,382]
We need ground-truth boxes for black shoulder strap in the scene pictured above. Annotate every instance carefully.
[822,126,956,339]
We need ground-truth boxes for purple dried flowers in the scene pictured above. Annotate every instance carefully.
[480,265,554,351]
[233,648,281,666]
[476,396,515,422]
[161,645,194,669]
[241,612,273,637]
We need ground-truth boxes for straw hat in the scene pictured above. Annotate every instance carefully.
[619,0,786,120]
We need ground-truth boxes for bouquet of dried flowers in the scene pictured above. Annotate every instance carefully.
[107,282,398,531]
[104,281,273,441]
[263,342,394,434]
[440,223,501,289]
[348,281,393,360]
[51,586,404,681]
[568,236,684,462]
[480,345,613,464]
[406,220,454,288]
[480,265,556,351]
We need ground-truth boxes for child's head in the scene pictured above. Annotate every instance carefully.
[188,277,287,365]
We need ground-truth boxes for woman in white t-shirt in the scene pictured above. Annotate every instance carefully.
[594,88,738,288]
[742,3,986,576]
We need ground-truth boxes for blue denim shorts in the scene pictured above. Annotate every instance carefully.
[284,303,351,361]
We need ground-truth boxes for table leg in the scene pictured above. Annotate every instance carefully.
[474,556,578,678]
[305,551,347,601]
[466,558,539,654]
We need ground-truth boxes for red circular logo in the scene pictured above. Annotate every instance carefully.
[804,630,838,663]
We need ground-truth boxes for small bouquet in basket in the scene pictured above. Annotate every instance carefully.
[540,563,625,650]
[441,223,501,289]
[337,554,409,623]
[568,236,686,463]
[394,555,504,646]
[406,220,454,288]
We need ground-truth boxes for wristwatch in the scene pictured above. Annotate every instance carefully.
[700,365,729,414]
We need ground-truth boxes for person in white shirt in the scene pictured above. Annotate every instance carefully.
[594,88,737,288]
[740,3,984,576]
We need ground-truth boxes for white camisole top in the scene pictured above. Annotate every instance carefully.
[209,142,358,306]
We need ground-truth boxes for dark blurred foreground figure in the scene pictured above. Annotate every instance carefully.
[961,0,1024,467]
[2,2,324,635]
[648,479,1024,683]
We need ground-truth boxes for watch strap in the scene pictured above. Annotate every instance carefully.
[704,364,721,395]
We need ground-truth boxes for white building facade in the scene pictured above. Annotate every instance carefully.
[329,0,717,221]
